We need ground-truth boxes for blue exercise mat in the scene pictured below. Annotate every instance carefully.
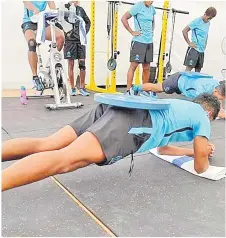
[94,93,170,110]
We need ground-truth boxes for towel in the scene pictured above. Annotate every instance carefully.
[31,9,87,45]
[30,10,58,44]
[77,15,87,45]
[60,10,87,46]
[150,148,226,181]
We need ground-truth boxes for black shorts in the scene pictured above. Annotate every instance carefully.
[184,47,204,69]
[162,72,182,94]
[130,41,153,63]
[21,22,38,34]
[69,104,152,166]
[21,21,63,34]
[64,41,86,60]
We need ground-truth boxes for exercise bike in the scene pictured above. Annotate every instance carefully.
[31,11,83,110]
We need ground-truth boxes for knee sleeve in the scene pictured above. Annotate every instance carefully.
[79,60,86,71]
[28,38,37,52]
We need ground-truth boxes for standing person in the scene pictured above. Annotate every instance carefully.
[21,1,65,91]
[182,7,217,72]
[63,1,91,96]
[121,1,156,91]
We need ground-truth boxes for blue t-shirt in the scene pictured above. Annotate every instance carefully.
[23,1,48,23]
[129,2,156,44]
[178,73,219,98]
[188,17,210,53]
[129,99,211,153]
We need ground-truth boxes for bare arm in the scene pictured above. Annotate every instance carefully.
[81,8,91,34]
[158,138,214,174]
[47,1,56,9]
[121,11,133,34]
[205,34,209,50]
[23,1,39,12]
[182,25,195,48]
[193,136,210,174]
[152,16,155,33]
[157,145,194,157]
[121,11,140,37]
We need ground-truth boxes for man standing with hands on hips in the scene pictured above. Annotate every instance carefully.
[121,1,156,92]
[182,7,217,72]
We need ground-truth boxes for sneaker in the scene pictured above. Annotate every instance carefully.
[125,87,138,96]
[140,91,159,99]
[33,76,44,91]
[71,88,77,96]
[140,91,150,96]
[150,92,159,99]
[80,88,90,96]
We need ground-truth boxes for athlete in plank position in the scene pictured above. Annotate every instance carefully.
[2,94,219,192]
[131,72,226,119]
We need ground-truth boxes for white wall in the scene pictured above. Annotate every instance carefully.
[1,0,226,90]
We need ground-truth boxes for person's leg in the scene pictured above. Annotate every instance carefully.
[79,59,86,89]
[185,66,193,71]
[141,82,163,92]
[2,131,105,192]
[24,29,38,77]
[195,52,204,72]
[2,125,77,162]
[142,43,153,84]
[23,25,44,91]
[142,63,151,84]
[64,41,78,95]
[77,44,89,96]
[127,62,139,90]
[128,41,146,90]
[68,59,76,95]
[2,103,108,163]
[184,47,198,72]
[195,68,201,72]
[45,26,64,51]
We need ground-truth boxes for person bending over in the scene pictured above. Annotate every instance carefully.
[63,1,91,96]
[21,1,65,91]
[2,94,220,192]
[121,1,156,90]
[182,7,217,72]
[132,72,226,119]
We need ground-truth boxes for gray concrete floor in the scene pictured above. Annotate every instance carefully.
[1,91,225,237]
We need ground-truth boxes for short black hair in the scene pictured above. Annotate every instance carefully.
[216,81,226,96]
[205,7,217,18]
[193,93,221,120]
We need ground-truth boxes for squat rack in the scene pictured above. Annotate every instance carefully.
[86,1,189,93]
[120,1,189,83]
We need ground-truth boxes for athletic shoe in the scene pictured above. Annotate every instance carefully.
[80,88,90,96]
[71,88,77,96]
[125,87,139,96]
[33,76,44,91]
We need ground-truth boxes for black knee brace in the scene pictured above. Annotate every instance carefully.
[78,60,86,71]
[28,38,37,52]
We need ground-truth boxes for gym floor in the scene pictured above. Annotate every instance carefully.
[2,90,225,237]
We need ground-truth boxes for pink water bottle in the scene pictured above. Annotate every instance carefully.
[20,86,27,105]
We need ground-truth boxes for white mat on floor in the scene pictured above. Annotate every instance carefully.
[150,148,226,181]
